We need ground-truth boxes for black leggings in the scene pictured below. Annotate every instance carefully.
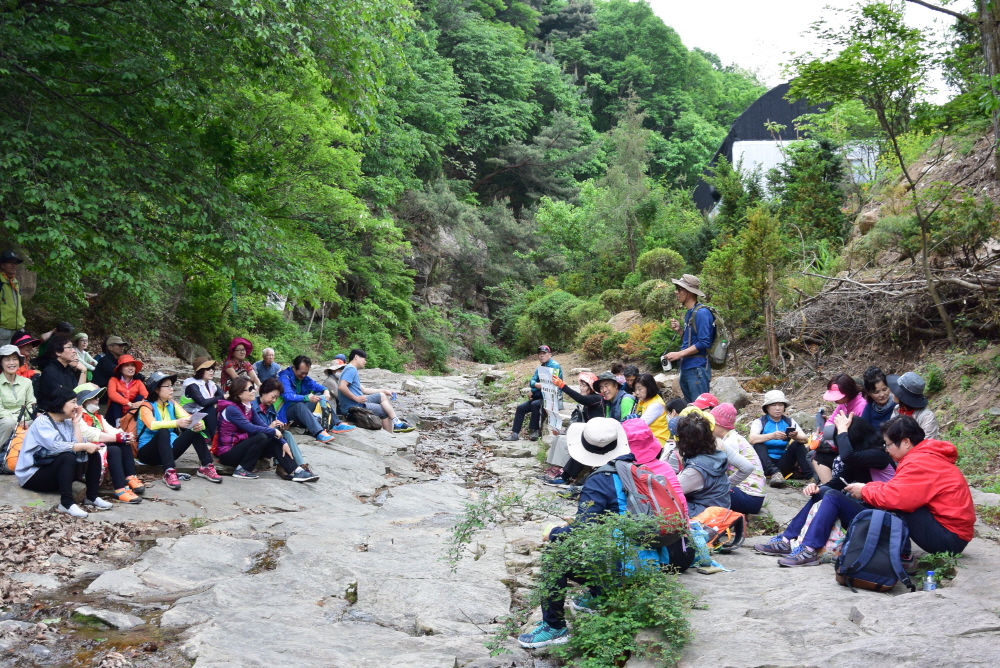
[217,432,295,472]
[901,506,969,555]
[105,442,138,490]
[137,429,211,471]
[23,451,100,509]
[754,441,814,480]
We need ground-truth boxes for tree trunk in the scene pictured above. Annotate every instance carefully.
[919,221,957,344]
[765,265,780,371]
[306,304,317,333]
[979,0,1000,176]
[318,301,327,349]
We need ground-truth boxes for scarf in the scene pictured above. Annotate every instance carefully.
[898,405,915,417]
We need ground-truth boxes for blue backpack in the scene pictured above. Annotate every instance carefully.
[835,509,915,593]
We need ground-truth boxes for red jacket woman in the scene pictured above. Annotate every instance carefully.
[106,354,147,426]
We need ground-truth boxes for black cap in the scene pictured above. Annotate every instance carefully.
[537,345,552,353]
[0,250,24,264]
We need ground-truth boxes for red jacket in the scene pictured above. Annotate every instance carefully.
[862,439,975,541]
[108,377,148,407]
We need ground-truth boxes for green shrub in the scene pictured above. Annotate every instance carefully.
[635,279,669,303]
[641,286,675,318]
[575,321,615,348]
[512,289,586,353]
[601,331,629,358]
[582,333,609,360]
[923,363,946,395]
[636,247,685,281]
[568,301,611,328]
[599,289,636,314]
[641,324,680,368]
[472,342,511,365]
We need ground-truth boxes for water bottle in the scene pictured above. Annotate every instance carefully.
[923,571,937,591]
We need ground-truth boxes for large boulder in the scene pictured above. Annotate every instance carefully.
[607,310,644,333]
[710,376,750,410]
[654,373,681,399]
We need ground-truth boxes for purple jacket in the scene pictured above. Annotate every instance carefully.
[216,399,279,454]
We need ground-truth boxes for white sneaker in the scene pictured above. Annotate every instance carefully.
[83,497,113,511]
[57,504,89,518]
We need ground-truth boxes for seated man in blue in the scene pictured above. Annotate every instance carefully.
[338,349,414,434]
[504,345,562,442]
[518,418,692,650]
[277,355,354,443]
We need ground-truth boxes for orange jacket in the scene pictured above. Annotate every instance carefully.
[108,377,148,407]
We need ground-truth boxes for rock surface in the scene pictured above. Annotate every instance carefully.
[709,375,750,409]
[73,606,145,631]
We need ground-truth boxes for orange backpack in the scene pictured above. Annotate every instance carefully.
[118,402,152,456]
[2,406,29,475]
[692,506,746,552]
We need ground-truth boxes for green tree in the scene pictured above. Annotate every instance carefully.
[768,139,848,245]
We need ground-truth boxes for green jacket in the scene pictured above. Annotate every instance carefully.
[0,276,24,331]
[0,373,34,421]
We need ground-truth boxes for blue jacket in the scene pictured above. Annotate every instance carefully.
[680,304,714,370]
[529,358,563,400]
[276,366,325,422]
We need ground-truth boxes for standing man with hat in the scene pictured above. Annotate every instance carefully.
[504,345,562,442]
[887,372,939,440]
[0,250,26,347]
[664,274,715,404]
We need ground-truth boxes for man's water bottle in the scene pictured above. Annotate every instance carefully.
[923,571,937,591]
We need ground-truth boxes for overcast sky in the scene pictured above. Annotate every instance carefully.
[647,0,972,104]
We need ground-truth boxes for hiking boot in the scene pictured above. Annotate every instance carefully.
[393,421,415,433]
[82,497,113,511]
[163,469,182,490]
[291,467,319,483]
[57,504,88,518]
[543,477,567,487]
[769,472,786,488]
[274,463,291,480]
[528,430,540,441]
[232,466,259,480]
[113,488,142,504]
[503,433,520,441]
[197,464,223,483]
[754,535,792,556]
[517,621,570,649]
[778,545,821,567]
[332,423,356,432]
[125,475,146,494]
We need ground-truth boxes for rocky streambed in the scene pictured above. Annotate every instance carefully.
[1,365,999,668]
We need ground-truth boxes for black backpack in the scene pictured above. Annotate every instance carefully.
[348,406,382,430]
[835,509,915,593]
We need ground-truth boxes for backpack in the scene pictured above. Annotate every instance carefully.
[348,406,382,430]
[688,304,730,370]
[597,459,689,548]
[118,402,152,456]
[1,406,28,475]
[692,506,746,552]
[835,509,915,593]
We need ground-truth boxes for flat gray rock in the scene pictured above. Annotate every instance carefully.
[9,572,61,590]
[73,606,145,630]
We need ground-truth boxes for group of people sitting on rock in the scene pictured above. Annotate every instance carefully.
[513,347,975,649]
[1,326,415,518]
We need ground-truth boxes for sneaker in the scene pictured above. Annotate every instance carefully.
[316,432,335,443]
[517,621,570,649]
[528,430,540,441]
[393,421,415,433]
[291,468,319,483]
[503,433,520,442]
[332,423,356,432]
[539,466,562,480]
[568,594,598,614]
[197,464,223,484]
[543,477,567,486]
[56,504,88,518]
[113,488,142,504]
[163,469,182,490]
[83,497,113,511]
[769,472,787,488]
[232,466,259,480]
[176,472,192,481]
[754,535,792,556]
[125,475,146,494]
[778,545,822,567]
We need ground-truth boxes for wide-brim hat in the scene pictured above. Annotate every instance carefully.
[0,250,24,264]
[762,389,790,409]
[228,337,253,357]
[145,371,178,396]
[566,418,630,468]
[12,333,40,348]
[113,354,143,375]
[193,356,217,372]
[670,273,706,298]
[325,358,346,374]
[74,383,106,405]
[887,373,928,409]
[0,344,23,363]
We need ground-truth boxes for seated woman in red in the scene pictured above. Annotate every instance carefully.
[845,416,975,556]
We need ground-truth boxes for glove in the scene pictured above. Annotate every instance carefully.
[552,376,566,389]
[115,432,127,444]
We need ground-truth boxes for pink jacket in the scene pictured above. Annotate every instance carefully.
[826,393,868,426]
[622,418,689,515]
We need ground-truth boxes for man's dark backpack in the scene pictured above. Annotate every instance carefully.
[835,509,915,593]
[348,406,382,430]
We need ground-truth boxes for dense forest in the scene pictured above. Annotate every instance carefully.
[4,0,998,369]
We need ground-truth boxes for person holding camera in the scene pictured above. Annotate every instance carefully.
[663,274,714,404]
[748,390,811,488]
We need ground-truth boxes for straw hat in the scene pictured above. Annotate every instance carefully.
[566,418,630,467]
[762,389,789,409]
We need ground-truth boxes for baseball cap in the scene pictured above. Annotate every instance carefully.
[692,393,720,410]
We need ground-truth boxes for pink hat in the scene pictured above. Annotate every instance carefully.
[692,393,720,410]
[711,403,737,431]
[822,383,846,402]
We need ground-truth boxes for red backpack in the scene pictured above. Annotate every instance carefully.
[606,460,689,547]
